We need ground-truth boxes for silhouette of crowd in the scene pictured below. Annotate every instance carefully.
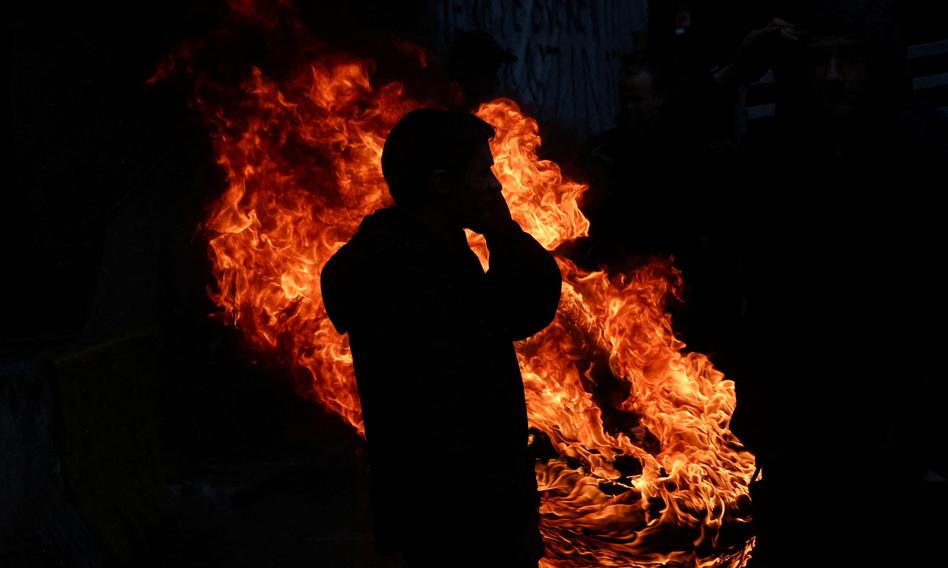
[568,2,947,565]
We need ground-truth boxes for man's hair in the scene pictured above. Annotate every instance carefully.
[381,108,495,206]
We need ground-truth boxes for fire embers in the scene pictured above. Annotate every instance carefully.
[198,54,755,566]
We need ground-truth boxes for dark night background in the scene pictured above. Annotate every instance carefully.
[6,1,948,566]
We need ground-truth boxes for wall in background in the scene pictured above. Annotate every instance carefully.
[431,0,648,143]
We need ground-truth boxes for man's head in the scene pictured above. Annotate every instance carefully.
[773,1,902,128]
[781,33,877,124]
[381,108,502,229]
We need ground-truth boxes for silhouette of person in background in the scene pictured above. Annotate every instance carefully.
[713,2,947,565]
[580,58,671,268]
[446,30,517,110]
[574,54,747,378]
[321,109,560,567]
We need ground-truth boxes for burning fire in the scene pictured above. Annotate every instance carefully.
[192,42,756,567]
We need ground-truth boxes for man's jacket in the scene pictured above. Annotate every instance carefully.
[321,206,560,556]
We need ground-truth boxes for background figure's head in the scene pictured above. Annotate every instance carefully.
[799,34,874,123]
[773,0,904,130]
[381,108,501,228]
[446,30,517,109]
[776,29,880,128]
[616,60,665,134]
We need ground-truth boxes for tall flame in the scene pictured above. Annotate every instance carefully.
[200,54,755,566]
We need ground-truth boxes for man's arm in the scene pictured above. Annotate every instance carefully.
[483,220,562,341]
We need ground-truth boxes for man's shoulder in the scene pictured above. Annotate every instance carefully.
[335,208,419,262]
[322,209,444,332]
[338,208,468,287]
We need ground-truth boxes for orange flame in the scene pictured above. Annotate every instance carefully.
[199,54,755,565]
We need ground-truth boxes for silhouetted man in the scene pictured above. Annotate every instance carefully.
[321,109,560,567]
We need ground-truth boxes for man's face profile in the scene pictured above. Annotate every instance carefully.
[459,142,503,207]
[435,142,504,232]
